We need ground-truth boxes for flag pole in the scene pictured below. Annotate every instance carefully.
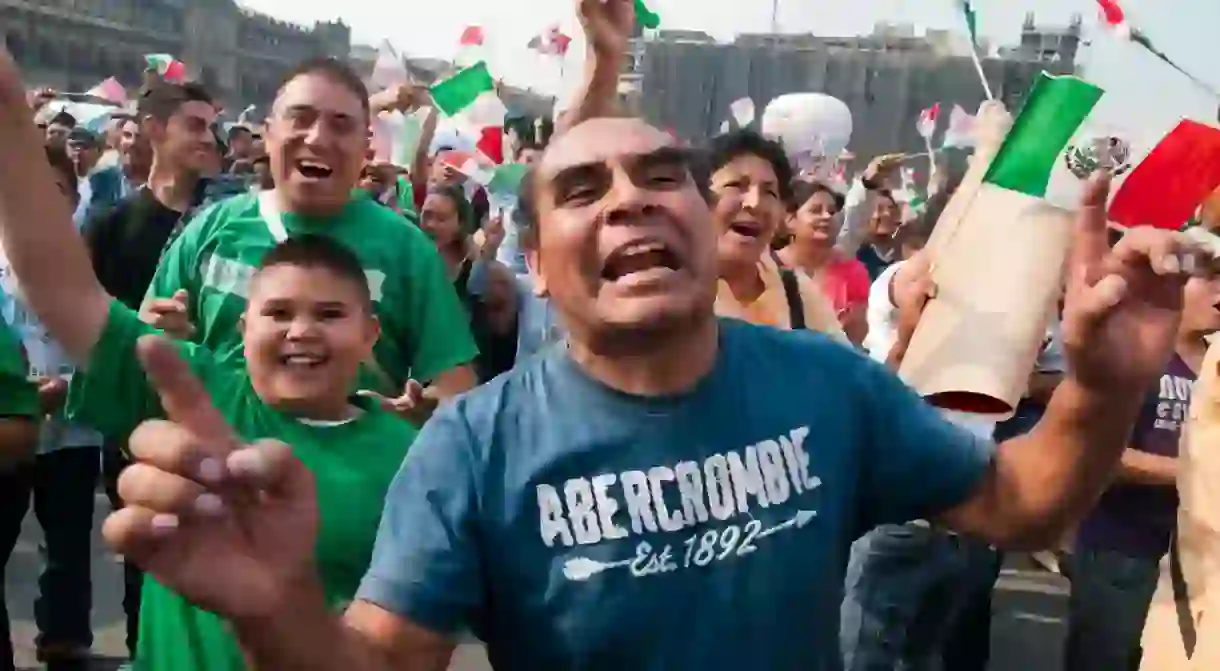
[967,44,994,100]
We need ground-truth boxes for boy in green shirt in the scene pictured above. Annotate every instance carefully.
[0,68,419,667]
[142,59,478,423]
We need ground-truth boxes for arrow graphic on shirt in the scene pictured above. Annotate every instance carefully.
[756,509,818,539]
[561,510,818,582]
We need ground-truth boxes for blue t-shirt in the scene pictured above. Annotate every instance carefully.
[356,319,993,671]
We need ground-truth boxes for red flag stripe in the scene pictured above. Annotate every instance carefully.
[1096,0,1126,27]
[459,26,485,46]
[1108,121,1220,230]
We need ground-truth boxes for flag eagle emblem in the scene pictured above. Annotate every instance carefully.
[1064,135,1133,180]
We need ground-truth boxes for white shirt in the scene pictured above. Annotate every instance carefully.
[865,261,999,439]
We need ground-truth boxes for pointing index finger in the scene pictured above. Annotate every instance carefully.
[136,334,240,458]
[1070,171,1112,288]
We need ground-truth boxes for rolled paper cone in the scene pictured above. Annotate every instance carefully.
[1139,341,1220,670]
[899,101,1073,416]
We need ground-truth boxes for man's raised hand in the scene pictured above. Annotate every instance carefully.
[102,335,319,621]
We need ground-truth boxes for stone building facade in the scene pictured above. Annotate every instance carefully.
[625,14,1081,162]
[1,0,350,110]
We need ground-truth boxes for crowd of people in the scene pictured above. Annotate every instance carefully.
[0,0,1217,670]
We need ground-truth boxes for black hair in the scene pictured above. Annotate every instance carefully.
[423,184,476,237]
[48,111,76,128]
[44,145,77,195]
[517,168,541,251]
[228,126,252,139]
[902,167,968,248]
[790,180,845,214]
[514,140,543,160]
[255,235,370,307]
[277,57,370,120]
[705,129,795,206]
[138,81,215,121]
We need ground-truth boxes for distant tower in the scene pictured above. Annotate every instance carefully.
[1019,12,1081,68]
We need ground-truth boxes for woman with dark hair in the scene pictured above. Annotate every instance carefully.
[705,130,845,339]
[417,185,518,381]
[775,181,871,345]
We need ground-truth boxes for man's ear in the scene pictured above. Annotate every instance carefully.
[525,248,548,297]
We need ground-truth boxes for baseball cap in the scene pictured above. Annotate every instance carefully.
[66,127,100,147]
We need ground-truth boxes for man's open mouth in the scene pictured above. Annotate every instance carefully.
[295,159,334,180]
[602,240,681,281]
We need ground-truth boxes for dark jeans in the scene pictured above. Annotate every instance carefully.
[0,447,100,671]
[841,523,1001,671]
[102,438,141,659]
[1064,548,1161,671]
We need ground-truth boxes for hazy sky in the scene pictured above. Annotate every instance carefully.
[236,0,1219,126]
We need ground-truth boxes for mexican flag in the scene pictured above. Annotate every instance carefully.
[917,103,940,140]
[942,104,976,149]
[85,77,127,105]
[429,61,507,129]
[958,0,979,47]
[984,73,1220,230]
[635,0,660,29]
[145,54,186,82]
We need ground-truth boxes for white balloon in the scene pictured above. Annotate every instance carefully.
[760,93,853,161]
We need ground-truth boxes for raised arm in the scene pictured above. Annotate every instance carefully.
[834,154,901,258]
[0,51,110,363]
[938,175,1204,549]
[554,0,632,135]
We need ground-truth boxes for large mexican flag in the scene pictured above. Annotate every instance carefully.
[984,73,1220,230]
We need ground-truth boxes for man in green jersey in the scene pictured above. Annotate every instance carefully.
[0,56,420,670]
[0,314,40,670]
[142,58,477,426]
[0,317,37,471]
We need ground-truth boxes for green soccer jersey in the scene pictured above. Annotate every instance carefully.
[146,191,477,395]
[67,301,418,671]
[0,318,36,419]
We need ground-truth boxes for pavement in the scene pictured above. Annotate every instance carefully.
[5,494,1069,670]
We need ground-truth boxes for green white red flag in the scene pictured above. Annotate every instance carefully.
[144,54,186,82]
[983,73,1220,230]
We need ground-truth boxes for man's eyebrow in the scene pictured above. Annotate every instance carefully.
[548,146,695,183]
[281,104,357,120]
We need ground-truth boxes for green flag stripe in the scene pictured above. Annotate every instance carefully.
[635,0,660,29]
[429,62,495,116]
[983,75,1104,197]
[960,1,978,46]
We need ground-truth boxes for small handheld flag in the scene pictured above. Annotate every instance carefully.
[917,104,940,140]
[1096,0,1220,100]
[955,0,993,100]
[144,54,186,83]
[85,77,127,105]
[635,0,660,30]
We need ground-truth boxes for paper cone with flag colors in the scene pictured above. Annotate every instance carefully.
[85,77,127,105]
[429,62,507,130]
[897,100,1075,415]
[144,54,186,82]
[984,73,1220,231]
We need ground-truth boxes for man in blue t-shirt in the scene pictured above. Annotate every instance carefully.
[83,24,1205,670]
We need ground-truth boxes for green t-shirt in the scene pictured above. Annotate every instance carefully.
[67,301,418,671]
[0,319,37,419]
[145,192,477,395]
